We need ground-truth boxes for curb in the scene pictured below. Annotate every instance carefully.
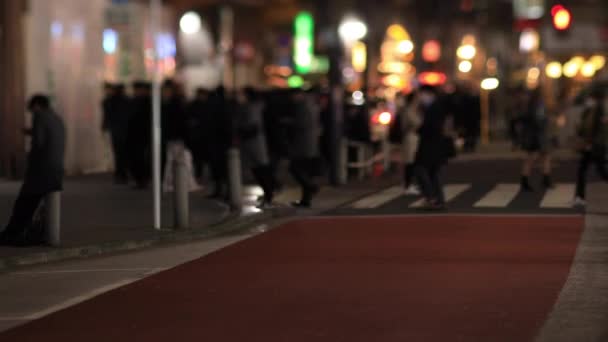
[0,207,295,272]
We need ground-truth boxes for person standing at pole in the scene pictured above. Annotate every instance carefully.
[414,85,451,210]
[206,86,231,200]
[288,88,321,208]
[102,84,131,184]
[128,81,152,189]
[519,87,553,191]
[573,88,608,207]
[186,88,210,181]
[0,95,65,246]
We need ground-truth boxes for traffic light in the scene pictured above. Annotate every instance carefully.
[551,5,571,31]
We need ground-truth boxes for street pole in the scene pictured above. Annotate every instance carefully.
[150,0,162,230]
[480,89,490,145]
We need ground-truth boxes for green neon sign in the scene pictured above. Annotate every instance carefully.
[287,75,304,88]
[293,11,314,74]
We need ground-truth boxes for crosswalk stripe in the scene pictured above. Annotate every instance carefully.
[540,184,575,208]
[474,184,520,208]
[410,184,471,208]
[351,186,405,209]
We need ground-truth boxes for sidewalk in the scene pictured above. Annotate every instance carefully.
[0,171,400,271]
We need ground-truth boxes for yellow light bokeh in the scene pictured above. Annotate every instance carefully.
[462,34,476,45]
[590,55,606,71]
[387,24,410,41]
[481,77,499,90]
[458,60,472,73]
[545,62,562,79]
[397,40,414,54]
[563,61,579,78]
[352,41,367,73]
[457,44,476,60]
[581,61,596,78]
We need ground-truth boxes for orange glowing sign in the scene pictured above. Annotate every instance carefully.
[418,71,447,86]
[552,5,571,31]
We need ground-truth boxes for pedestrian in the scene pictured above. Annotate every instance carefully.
[102,83,131,184]
[573,88,608,207]
[397,91,422,195]
[414,85,451,210]
[237,88,274,207]
[519,88,553,191]
[127,81,152,189]
[462,87,481,153]
[206,86,231,199]
[0,95,66,246]
[186,88,210,180]
[288,88,322,208]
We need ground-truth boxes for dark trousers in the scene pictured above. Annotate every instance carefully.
[289,158,318,204]
[111,134,129,182]
[576,149,608,199]
[416,163,445,204]
[209,152,228,197]
[2,189,45,239]
[403,163,416,188]
[252,165,275,203]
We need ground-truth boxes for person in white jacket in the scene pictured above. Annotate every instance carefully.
[398,91,422,195]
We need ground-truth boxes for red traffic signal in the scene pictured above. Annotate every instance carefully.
[551,5,571,31]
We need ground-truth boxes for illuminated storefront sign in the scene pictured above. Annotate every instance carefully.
[293,11,314,74]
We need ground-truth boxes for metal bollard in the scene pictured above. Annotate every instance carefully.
[227,148,243,211]
[173,149,189,229]
[44,192,61,247]
[338,139,348,185]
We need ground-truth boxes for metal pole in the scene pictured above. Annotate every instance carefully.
[173,145,189,229]
[150,0,162,230]
[44,192,61,246]
[227,148,243,211]
[480,89,490,145]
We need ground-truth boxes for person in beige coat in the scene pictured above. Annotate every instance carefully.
[398,92,423,195]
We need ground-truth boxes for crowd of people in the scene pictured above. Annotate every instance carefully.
[101,81,325,209]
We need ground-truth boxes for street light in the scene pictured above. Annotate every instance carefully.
[458,60,472,73]
[339,17,367,43]
[457,44,476,60]
[180,11,202,34]
[545,61,563,79]
[581,61,596,78]
[480,77,499,145]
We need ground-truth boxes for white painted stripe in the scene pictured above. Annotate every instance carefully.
[410,184,471,208]
[474,184,520,208]
[541,184,576,208]
[351,186,405,209]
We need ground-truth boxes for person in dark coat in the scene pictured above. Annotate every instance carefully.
[205,86,232,199]
[287,88,321,208]
[186,88,211,180]
[127,81,152,189]
[573,88,608,207]
[414,85,450,210]
[102,83,131,184]
[1,95,66,246]
[161,80,188,178]
[519,87,553,191]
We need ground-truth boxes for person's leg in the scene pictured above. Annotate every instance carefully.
[415,164,433,201]
[429,164,445,205]
[593,147,608,181]
[1,190,44,241]
[289,159,316,206]
[521,152,538,191]
[575,152,591,199]
[540,152,553,188]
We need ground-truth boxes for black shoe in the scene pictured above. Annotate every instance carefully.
[543,175,554,189]
[520,176,534,192]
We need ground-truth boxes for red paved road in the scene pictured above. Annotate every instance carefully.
[0,215,583,342]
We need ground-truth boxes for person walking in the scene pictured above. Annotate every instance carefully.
[397,91,422,195]
[573,88,608,207]
[288,88,322,208]
[186,88,210,180]
[102,83,131,184]
[127,81,152,189]
[0,95,66,246]
[206,86,231,199]
[519,88,553,191]
[237,88,275,207]
[414,85,451,210]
